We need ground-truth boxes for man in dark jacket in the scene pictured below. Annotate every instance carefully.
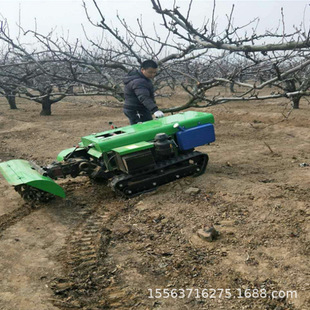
[123,60,164,124]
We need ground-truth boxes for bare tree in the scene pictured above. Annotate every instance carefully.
[1,0,310,115]
[0,36,19,109]
[150,0,310,52]
[148,0,310,109]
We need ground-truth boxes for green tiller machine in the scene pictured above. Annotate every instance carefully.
[0,111,215,201]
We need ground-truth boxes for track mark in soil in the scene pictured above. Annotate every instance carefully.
[50,204,138,309]
[0,202,41,233]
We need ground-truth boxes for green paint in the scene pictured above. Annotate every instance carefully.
[81,111,214,153]
[0,160,65,198]
[112,141,154,156]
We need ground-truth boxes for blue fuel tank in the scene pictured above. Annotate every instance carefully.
[176,123,215,150]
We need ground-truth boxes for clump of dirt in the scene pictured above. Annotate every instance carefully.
[0,95,309,310]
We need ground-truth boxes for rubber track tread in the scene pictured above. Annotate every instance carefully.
[110,151,208,197]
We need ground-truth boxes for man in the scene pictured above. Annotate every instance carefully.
[123,60,164,125]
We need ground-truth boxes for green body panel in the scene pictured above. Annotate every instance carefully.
[56,147,76,161]
[0,160,65,198]
[57,146,85,161]
[87,148,103,159]
[112,141,154,156]
[81,111,214,153]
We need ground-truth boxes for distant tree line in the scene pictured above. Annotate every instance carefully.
[0,0,309,115]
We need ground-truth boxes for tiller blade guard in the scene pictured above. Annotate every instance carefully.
[0,159,65,199]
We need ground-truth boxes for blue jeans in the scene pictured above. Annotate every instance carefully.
[123,108,153,125]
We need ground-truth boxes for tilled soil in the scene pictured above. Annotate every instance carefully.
[0,95,309,310]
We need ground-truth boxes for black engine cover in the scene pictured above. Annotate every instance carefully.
[116,149,156,174]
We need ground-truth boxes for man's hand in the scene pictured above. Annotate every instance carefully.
[154,110,164,118]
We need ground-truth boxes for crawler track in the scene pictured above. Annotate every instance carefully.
[110,151,208,197]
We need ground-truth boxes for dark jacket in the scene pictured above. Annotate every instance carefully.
[123,69,158,113]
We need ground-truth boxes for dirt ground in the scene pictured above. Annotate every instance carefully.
[0,92,309,310]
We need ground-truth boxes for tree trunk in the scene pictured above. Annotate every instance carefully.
[40,97,52,115]
[230,81,235,93]
[6,95,17,109]
[292,96,301,109]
